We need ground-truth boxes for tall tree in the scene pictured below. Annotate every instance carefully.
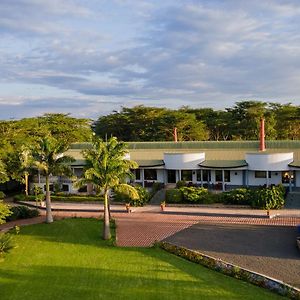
[77,137,139,240]
[33,135,75,223]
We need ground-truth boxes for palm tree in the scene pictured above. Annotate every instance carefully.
[77,137,138,240]
[20,147,33,196]
[33,135,75,223]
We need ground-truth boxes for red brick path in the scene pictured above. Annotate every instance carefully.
[1,209,300,247]
[114,212,300,247]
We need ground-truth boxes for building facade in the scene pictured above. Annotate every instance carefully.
[30,140,300,193]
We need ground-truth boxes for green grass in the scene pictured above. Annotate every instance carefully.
[0,219,286,300]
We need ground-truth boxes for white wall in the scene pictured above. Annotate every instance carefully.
[246,153,293,171]
[157,169,165,182]
[164,153,205,170]
[229,170,244,185]
[247,171,282,186]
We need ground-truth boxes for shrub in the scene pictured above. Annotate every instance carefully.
[114,185,150,207]
[6,206,39,221]
[165,189,183,203]
[203,193,223,204]
[0,233,15,256]
[176,180,187,189]
[51,195,103,202]
[179,187,209,203]
[251,185,285,209]
[14,194,36,202]
[0,191,5,199]
[0,200,11,225]
[222,188,252,205]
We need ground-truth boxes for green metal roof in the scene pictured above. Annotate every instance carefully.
[135,160,165,167]
[288,161,300,168]
[70,140,300,150]
[127,140,300,150]
[199,160,248,169]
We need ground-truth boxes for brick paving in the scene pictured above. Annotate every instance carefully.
[114,211,300,247]
[1,205,300,247]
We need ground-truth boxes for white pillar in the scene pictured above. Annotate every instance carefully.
[179,170,182,181]
[201,169,203,187]
[266,171,269,187]
[222,169,225,191]
[141,168,145,188]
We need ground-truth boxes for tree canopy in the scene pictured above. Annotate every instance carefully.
[94,101,300,141]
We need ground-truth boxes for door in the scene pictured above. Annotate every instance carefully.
[167,170,176,183]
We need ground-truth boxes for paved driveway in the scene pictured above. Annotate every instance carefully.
[164,223,300,288]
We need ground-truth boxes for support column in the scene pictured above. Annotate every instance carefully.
[179,170,182,181]
[38,170,41,184]
[289,170,292,192]
[141,168,145,188]
[201,169,203,187]
[266,171,269,187]
[222,169,225,191]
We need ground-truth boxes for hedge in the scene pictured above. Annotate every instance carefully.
[14,194,103,203]
[6,206,39,221]
[165,185,286,209]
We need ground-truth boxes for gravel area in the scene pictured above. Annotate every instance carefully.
[164,223,300,288]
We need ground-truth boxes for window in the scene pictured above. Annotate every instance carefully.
[181,170,193,182]
[282,171,295,184]
[202,170,211,182]
[78,185,87,192]
[144,169,157,180]
[135,169,141,180]
[224,170,230,182]
[196,171,201,182]
[62,184,69,192]
[215,170,223,182]
[44,184,53,192]
[255,171,271,178]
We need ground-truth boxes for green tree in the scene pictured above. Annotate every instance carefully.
[77,137,139,240]
[33,135,75,223]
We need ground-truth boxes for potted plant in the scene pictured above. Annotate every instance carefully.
[160,201,166,211]
[125,203,131,213]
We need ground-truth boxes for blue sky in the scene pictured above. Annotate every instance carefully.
[1,0,300,119]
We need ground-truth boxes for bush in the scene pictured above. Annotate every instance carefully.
[0,191,5,199]
[176,180,187,189]
[0,233,15,256]
[51,195,103,202]
[0,200,11,225]
[251,185,285,209]
[203,193,223,204]
[14,194,35,202]
[6,206,39,221]
[179,187,209,203]
[222,188,252,205]
[165,189,183,203]
[114,185,150,207]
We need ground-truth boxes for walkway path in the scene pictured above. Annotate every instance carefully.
[2,204,300,247]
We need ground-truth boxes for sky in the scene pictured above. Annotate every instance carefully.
[1,0,300,120]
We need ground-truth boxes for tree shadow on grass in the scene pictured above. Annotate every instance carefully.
[0,259,283,300]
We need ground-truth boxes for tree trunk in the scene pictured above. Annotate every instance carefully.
[25,172,29,196]
[103,189,111,240]
[45,175,53,223]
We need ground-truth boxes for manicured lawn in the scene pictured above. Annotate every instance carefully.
[0,219,285,300]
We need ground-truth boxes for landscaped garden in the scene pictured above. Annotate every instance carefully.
[0,218,286,300]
